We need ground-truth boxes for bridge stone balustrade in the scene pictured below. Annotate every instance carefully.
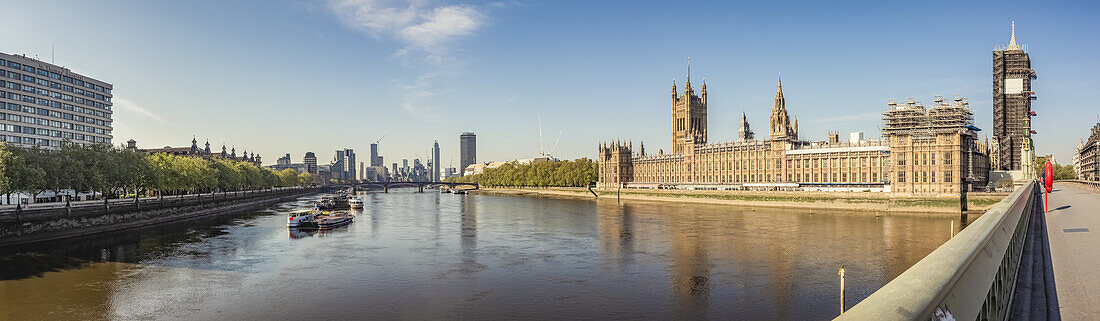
[836,180,1053,320]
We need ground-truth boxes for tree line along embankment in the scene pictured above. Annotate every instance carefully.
[0,187,321,248]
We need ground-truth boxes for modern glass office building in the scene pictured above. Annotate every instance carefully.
[459,132,476,176]
[0,52,113,148]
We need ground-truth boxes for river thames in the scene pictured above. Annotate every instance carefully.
[0,190,964,320]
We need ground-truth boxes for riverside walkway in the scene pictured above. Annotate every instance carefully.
[1047,182,1100,320]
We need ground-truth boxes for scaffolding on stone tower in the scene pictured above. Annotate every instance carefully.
[882,96,974,138]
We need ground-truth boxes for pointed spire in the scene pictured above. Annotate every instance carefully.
[683,57,693,93]
[1007,21,1020,51]
[774,73,786,111]
[686,57,691,84]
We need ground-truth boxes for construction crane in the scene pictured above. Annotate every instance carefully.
[537,117,563,160]
[545,131,562,159]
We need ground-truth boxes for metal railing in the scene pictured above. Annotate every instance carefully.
[836,180,1037,321]
[1059,179,1100,188]
[0,187,315,223]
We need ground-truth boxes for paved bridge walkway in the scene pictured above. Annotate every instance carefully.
[1047,182,1100,320]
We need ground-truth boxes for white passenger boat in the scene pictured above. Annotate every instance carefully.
[348,197,364,209]
[316,211,354,229]
[287,210,318,228]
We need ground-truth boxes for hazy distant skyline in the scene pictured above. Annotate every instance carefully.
[2,0,1097,164]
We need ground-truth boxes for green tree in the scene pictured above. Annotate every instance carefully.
[117,148,152,203]
[445,158,599,187]
[4,146,45,204]
[209,158,243,193]
[297,172,315,187]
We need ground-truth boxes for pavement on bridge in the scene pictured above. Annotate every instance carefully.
[1046,183,1100,321]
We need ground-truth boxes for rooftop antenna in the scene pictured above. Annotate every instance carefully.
[538,116,544,156]
[51,46,55,64]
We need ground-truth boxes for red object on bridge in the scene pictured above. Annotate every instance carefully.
[1044,162,1054,213]
[1045,162,1054,193]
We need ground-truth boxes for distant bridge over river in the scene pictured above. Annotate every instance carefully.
[352,181,479,193]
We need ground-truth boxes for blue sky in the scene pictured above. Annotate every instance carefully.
[2,0,1097,165]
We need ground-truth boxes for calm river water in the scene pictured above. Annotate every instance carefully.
[0,190,965,320]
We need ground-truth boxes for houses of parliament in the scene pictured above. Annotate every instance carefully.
[598,71,991,196]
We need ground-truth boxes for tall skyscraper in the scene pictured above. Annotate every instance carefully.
[345,149,356,181]
[0,52,114,149]
[332,148,356,181]
[304,152,318,174]
[432,141,441,181]
[370,143,381,166]
[460,132,476,176]
[992,22,1037,171]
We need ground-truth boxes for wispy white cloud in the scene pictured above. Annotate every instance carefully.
[393,72,444,123]
[114,98,164,123]
[327,0,491,123]
[327,0,484,59]
[327,0,489,121]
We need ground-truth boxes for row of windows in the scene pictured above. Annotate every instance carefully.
[689,156,887,171]
[1,70,112,102]
[896,171,954,183]
[1,121,109,136]
[1,75,112,110]
[788,156,886,168]
[896,152,955,166]
[632,170,885,184]
[795,172,881,183]
[1,78,112,107]
[2,135,107,147]
[0,102,110,127]
[1,87,109,113]
[0,58,111,95]
[0,123,108,141]
[0,113,110,134]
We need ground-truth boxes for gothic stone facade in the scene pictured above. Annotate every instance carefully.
[598,73,990,196]
[882,99,991,194]
[1076,123,1100,181]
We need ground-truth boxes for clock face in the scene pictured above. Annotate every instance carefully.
[1005,78,1024,94]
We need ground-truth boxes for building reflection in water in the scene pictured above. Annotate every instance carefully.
[596,200,954,319]
[597,202,635,271]
[669,206,711,319]
[459,195,479,276]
